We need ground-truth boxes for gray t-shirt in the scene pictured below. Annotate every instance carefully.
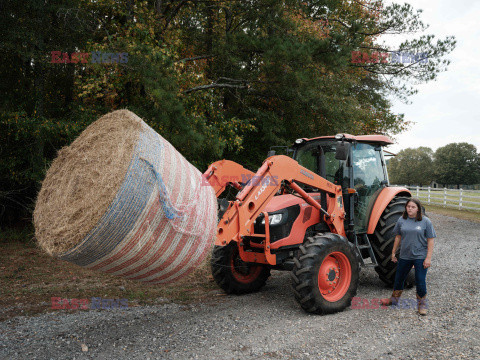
[393,216,436,260]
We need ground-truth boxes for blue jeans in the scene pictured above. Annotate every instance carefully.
[393,258,428,298]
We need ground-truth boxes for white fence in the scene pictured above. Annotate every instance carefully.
[396,186,480,212]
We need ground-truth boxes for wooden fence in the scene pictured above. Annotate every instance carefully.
[394,186,480,212]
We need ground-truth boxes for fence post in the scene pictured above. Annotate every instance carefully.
[416,185,419,198]
[428,187,431,205]
[443,188,447,207]
[459,188,463,210]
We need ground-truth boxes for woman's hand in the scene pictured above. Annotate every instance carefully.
[423,258,431,269]
[391,253,397,263]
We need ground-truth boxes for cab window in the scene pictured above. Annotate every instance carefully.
[352,143,387,232]
[294,142,347,186]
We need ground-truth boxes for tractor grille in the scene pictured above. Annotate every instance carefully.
[253,205,300,243]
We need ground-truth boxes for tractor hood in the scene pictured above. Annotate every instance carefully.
[264,193,321,213]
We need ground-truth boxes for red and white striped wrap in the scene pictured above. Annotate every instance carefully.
[58,116,217,284]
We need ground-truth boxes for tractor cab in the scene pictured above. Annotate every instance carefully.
[291,134,391,234]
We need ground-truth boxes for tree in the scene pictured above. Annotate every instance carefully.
[164,0,455,168]
[0,0,457,225]
[388,147,434,186]
[0,0,93,224]
[434,143,480,188]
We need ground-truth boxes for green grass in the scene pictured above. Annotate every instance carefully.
[425,204,480,223]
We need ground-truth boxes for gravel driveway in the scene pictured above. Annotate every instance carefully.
[1,213,479,360]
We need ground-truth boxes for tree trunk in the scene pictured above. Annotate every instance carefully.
[33,39,45,186]
[206,4,214,80]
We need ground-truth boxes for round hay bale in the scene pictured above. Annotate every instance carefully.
[34,109,217,284]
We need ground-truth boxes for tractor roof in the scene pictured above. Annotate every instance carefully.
[302,133,393,146]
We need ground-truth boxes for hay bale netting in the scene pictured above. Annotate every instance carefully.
[34,109,217,284]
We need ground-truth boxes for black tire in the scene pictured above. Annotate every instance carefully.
[211,243,271,294]
[370,196,415,288]
[291,233,360,314]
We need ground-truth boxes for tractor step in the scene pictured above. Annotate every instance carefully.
[354,233,378,268]
[361,260,377,267]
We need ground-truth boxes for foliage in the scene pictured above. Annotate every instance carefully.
[0,0,456,224]
[433,143,480,186]
[387,147,434,186]
[387,143,480,187]
[0,0,95,223]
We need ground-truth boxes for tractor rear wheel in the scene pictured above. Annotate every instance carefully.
[211,243,271,294]
[370,196,415,288]
[291,233,359,314]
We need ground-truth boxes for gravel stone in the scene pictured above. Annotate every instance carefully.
[0,213,479,359]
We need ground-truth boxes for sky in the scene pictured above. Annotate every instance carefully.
[382,0,480,154]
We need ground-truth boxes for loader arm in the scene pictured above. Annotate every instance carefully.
[213,155,346,265]
[203,160,256,197]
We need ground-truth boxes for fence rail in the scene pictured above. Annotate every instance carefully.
[394,186,480,212]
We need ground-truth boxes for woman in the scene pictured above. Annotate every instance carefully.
[380,198,436,315]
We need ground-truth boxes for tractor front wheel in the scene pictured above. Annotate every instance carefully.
[211,243,271,294]
[291,233,359,314]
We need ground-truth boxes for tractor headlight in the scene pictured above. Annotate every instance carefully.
[261,213,283,225]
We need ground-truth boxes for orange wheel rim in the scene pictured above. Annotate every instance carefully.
[230,252,262,284]
[317,251,352,302]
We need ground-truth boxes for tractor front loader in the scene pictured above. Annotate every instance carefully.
[203,134,412,314]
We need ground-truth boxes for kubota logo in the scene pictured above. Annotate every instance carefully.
[300,169,314,180]
[254,178,270,200]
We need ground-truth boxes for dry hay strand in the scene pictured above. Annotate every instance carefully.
[34,110,143,256]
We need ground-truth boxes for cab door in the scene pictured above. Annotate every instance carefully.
[351,143,388,233]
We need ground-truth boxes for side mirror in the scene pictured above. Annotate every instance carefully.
[335,142,350,160]
[267,150,276,157]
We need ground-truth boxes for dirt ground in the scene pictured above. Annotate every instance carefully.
[0,212,479,359]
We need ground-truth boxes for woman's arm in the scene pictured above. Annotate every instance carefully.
[391,234,401,263]
[423,238,435,268]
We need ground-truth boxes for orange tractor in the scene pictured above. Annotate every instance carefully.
[203,134,413,314]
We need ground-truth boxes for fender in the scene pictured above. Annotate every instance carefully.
[366,187,411,234]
